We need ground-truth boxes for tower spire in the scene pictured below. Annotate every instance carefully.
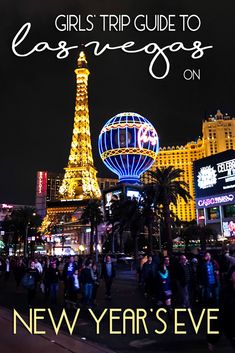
[59,51,101,200]
[77,50,88,69]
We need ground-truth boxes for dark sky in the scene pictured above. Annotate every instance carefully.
[1,0,235,205]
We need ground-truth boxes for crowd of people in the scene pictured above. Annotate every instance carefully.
[0,246,235,350]
[0,254,116,308]
[138,247,235,350]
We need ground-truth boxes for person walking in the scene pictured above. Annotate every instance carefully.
[157,256,172,317]
[80,259,94,306]
[101,255,115,299]
[48,261,60,305]
[25,260,39,307]
[142,255,156,298]
[200,252,220,306]
[91,261,100,305]
[176,255,192,308]
[62,256,78,299]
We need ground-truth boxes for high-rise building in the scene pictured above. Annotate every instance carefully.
[59,51,101,200]
[203,110,235,156]
[35,171,64,217]
[143,110,235,222]
[142,140,205,221]
[46,172,64,202]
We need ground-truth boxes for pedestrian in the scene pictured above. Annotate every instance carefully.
[80,259,94,306]
[25,260,39,307]
[142,255,156,298]
[199,252,220,306]
[91,261,100,305]
[48,261,60,305]
[71,269,80,307]
[42,258,51,303]
[34,258,43,276]
[62,256,78,299]
[157,256,172,317]
[101,255,115,299]
[176,255,192,308]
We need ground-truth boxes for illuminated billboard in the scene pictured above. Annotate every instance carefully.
[35,171,48,217]
[194,150,235,198]
[223,221,235,237]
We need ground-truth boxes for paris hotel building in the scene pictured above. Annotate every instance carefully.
[142,110,235,222]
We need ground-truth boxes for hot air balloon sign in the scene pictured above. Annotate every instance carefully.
[98,112,159,184]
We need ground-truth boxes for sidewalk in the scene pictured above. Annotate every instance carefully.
[0,306,115,353]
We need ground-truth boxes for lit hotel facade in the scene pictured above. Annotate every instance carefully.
[143,110,235,222]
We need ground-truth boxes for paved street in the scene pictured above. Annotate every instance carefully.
[0,266,234,353]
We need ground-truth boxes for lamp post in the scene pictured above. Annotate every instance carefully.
[24,222,30,258]
[23,212,36,258]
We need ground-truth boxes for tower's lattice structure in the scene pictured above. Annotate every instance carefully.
[59,51,101,200]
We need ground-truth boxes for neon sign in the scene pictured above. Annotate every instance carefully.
[197,165,217,189]
[137,124,158,149]
[37,171,47,195]
[197,194,234,207]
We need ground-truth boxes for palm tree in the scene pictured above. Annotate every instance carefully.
[108,196,143,258]
[80,199,103,256]
[109,195,129,252]
[141,183,158,253]
[2,207,42,256]
[147,166,191,254]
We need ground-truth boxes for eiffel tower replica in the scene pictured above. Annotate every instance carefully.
[59,50,101,200]
[42,51,101,232]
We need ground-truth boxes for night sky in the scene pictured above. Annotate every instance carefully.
[1,0,235,205]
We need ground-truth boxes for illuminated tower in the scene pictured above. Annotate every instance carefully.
[202,110,235,156]
[59,51,101,200]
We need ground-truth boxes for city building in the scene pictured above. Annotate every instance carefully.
[194,149,235,236]
[203,110,235,156]
[142,110,235,222]
[35,171,64,218]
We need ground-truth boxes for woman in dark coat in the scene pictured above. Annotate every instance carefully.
[157,256,172,317]
[26,260,39,307]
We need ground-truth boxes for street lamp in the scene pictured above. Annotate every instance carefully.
[24,212,37,258]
